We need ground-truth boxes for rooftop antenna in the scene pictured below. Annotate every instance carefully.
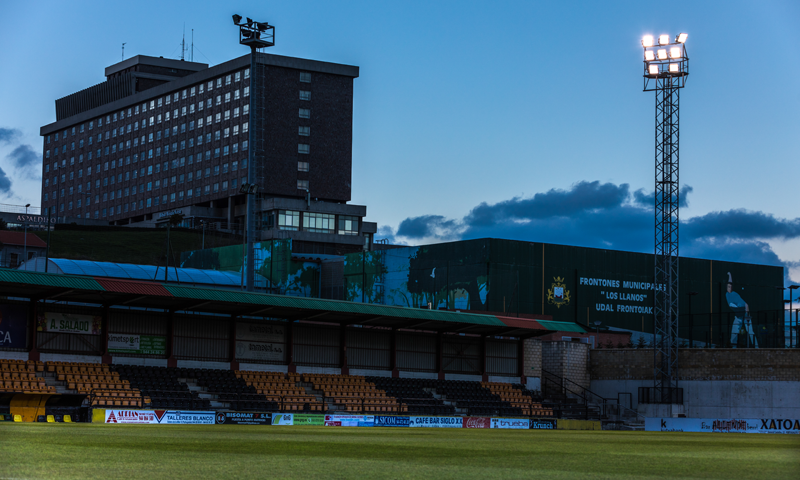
[121,42,126,61]
[181,24,185,61]
[191,29,194,62]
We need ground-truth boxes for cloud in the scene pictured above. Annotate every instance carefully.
[0,128,21,144]
[396,214,460,240]
[0,167,12,195]
[9,144,39,170]
[387,180,799,283]
[465,181,630,227]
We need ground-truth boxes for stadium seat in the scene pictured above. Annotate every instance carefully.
[46,415,55,423]
[64,415,72,423]
[13,414,22,422]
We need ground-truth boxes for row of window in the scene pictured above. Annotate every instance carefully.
[46,70,313,149]
[269,210,358,235]
[50,178,248,216]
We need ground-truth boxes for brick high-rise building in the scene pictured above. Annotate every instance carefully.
[40,53,376,254]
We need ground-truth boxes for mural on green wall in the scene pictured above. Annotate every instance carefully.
[344,244,490,310]
[180,238,320,297]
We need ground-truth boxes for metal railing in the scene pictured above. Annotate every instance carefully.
[542,368,614,420]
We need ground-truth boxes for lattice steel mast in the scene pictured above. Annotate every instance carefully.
[641,33,689,401]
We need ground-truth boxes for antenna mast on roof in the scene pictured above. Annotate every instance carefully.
[191,29,194,62]
[122,43,126,61]
[181,24,186,61]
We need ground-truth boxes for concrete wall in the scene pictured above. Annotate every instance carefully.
[591,379,800,419]
[590,348,800,418]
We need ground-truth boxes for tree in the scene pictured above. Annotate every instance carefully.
[0,218,7,230]
[168,213,185,227]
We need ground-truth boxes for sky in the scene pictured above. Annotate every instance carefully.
[0,1,799,285]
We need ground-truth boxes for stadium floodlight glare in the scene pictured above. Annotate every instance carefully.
[645,50,655,61]
[657,49,668,60]
[669,63,680,73]
[659,34,670,45]
[232,14,242,25]
[676,33,688,43]
[670,47,681,58]
[642,35,654,47]
[649,64,659,75]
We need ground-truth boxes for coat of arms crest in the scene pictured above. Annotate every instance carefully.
[547,276,571,308]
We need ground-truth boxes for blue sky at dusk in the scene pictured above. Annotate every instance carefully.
[0,1,798,284]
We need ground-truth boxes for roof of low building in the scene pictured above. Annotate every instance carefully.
[0,231,47,248]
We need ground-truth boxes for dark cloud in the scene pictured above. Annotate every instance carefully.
[388,180,799,283]
[684,209,800,241]
[465,181,630,227]
[9,144,39,170]
[0,167,12,195]
[633,185,693,208]
[0,128,20,144]
[396,215,459,240]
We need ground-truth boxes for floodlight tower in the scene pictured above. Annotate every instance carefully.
[232,14,275,292]
[641,33,689,401]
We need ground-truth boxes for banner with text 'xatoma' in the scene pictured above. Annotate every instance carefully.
[646,417,800,434]
[271,413,324,426]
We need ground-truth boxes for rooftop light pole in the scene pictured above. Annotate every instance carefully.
[641,33,689,403]
[232,14,275,292]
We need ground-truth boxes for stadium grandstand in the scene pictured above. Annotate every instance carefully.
[0,269,592,423]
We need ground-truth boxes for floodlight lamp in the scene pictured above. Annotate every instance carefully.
[232,14,242,25]
[645,50,655,61]
[657,49,667,60]
[25,204,30,207]
[670,47,681,58]
[642,35,654,47]
[246,17,253,24]
[669,63,679,73]
[649,64,659,75]
[659,34,669,45]
[256,22,269,31]
[676,33,688,43]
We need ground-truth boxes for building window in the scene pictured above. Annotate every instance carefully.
[278,210,300,231]
[339,215,359,235]
[300,90,311,101]
[303,212,334,233]
[298,144,310,154]
[299,108,310,119]
[299,126,310,136]
[297,179,309,190]
[300,72,311,83]
[298,161,309,172]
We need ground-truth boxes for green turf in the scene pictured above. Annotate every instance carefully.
[1,424,797,479]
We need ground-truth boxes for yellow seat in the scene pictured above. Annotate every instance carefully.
[13,414,22,422]
[47,415,56,423]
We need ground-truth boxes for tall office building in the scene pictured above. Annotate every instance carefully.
[40,53,376,254]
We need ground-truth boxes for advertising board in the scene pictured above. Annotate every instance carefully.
[272,413,324,426]
[324,415,374,427]
[39,312,101,335]
[236,322,286,343]
[374,416,410,427]
[462,417,491,429]
[409,416,462,428]
[215,412,271,425]
[490,418,530,429]
[235,341,285,362]
[646,417,800,434]
[104,410,215,424]
[108,333,167,355]
[0,304,27,349]
[530,419,557,430]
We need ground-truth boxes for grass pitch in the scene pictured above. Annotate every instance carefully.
[1,424,798,479]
